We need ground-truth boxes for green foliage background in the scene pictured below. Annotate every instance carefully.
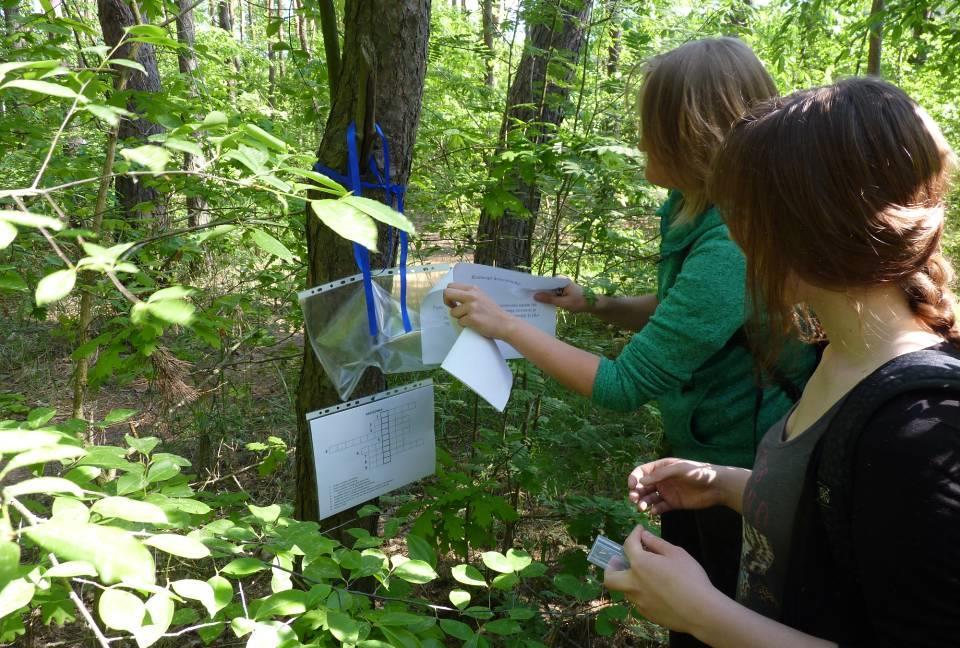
[0,0,958,646]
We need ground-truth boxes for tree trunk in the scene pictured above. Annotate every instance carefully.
[295,0,310,55]
[473,0,591,269]
[295,0,430,542]
[176,0,209,226]
[866,0,883,76]
[606,0,620,76]
[481,0,495,86]
[217,0,231,31]
[97,0,167,225]
[267,0,276,105]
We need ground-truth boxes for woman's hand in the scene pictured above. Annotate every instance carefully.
[604,525,722,635]
[628,458,734,515]
[533,281,590,313]
[443,283,516,340]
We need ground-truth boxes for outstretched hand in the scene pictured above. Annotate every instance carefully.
[443,283,515,340]
[533,281,589,313]
[604,525,720,635]
[627,458,727,515]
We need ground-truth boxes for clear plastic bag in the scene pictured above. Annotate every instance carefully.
[299,264,451,400]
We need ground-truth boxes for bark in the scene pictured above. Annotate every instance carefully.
[482,0,495,86]
[295,0,310,55]
[217,0,231,31]
[175,0,209,226]
[267,0,276,106]
[606,0,620,76]
[474,0,591,269]
[3,1,21,46]
[318,0,341,98]
[295,0,431,541]
[866,0,883,76]
[97,0,167,225]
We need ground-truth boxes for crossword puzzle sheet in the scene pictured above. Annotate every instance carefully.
[306,380,436,520]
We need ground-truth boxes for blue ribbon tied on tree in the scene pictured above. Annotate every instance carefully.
[312,122,412,337]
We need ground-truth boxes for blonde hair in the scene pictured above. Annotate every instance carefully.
[638,37,777,224]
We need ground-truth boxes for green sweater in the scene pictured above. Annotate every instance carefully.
[592,192,816,468]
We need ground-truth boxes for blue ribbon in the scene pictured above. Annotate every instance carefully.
[312,121,412,337]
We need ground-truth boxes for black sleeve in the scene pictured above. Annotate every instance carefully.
[850,389,960,647]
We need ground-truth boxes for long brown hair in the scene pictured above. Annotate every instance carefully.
[709,77,959,355]
[637,37,777,224]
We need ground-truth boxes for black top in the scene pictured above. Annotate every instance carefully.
[845,389,960,645]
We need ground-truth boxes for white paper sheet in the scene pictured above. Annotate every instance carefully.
[441,328,513,412]
[307,380,435,520]
[420,263,568,362]
[419,263,568,410]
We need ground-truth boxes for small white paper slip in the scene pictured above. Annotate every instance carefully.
[441,327,513,412]
[587,535,630,570]
[306,380,435,520]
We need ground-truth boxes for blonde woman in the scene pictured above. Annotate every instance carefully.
[606,78,960,646]
[444,38,816,647]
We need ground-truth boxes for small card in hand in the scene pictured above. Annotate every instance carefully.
[587,535,629,570]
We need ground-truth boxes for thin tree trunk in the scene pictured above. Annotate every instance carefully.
[176,0,209,226]
[474,0,591,269]
[267,0,276,106]
[97,0,167,226]
[295,0,430,543]
[606,0,620,76]
[482,0,495,86]
[866,0,883,76]
[318,0,340,99]
[295,0,310,55]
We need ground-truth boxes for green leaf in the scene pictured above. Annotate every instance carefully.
[393,559,437,584]
[483,619,521,636]
[147,286,193,302]
[125,24,165,38]
[143,534,210,559]
[326,610,360,643]
[145,299,195,325]
[439,618,474,640]
[3,445,85,474]
[247,621,298,648]
[0,209,63,230]
[26,407,56,428]
[282,167,345,195]
[200,110,228,128]
[0,578,34,618]
[341,195,416,234]
[221,557,265,577]
[243,124,287,151]
[35,268,76,306]
[481,551,514,574]
[124,434,158,456]
[4,477,83,497]
[310,199,378,251]
[24,522,155,585]
[0,222,15,249]
[254,590,306,619]
[85,103,127,126]
[108,58,146,73]
[51,497,89,524]
[92,497,168,525]
[0,542,19,590]
[0,270,27,292]
[451,564,487,587]
[247,503,282,524]
[207,575,232,614]
[249,229,294,263]
[44,560,97,578]
[163,137,203,157]
[449,588,471,609]
[405,534,436,568]
[0,79,81,100]
[505,549,533,572]
[491,572,519,590]
[0,429,62,453]
[98,588,145,632]
[133,591,174,648]
[120,145,171,173]
[265,17,283,37]
[171,579,217,617]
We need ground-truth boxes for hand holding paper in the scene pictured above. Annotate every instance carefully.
[443,282,517,340]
